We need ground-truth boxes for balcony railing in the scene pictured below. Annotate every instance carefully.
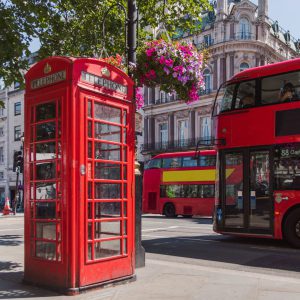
[141,137,213,154]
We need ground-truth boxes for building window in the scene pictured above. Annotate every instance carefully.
[0,127,3,137]
[0,172,3,179]
[14,125,21,141]
[200,117,211,144]
[159,123,168,148]
[14,102,21,116]
[0,107,4,117]
[239,18,250,39]
[0,147,3,163]
[204,34,212,47]
[240,62,250,72]
[203,69,211,93]
[14,82,20,90]
[178,119,188,146]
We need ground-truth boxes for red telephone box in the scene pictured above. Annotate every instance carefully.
[24,57,135,293]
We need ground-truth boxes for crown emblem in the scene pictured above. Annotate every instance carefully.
[101,67,110,77]
[44,63,52,74]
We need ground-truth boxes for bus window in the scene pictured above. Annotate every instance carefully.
[235,80,256,109]
[199,156,216,167]
[220,83,236,113]
[182,156,197,167]
[274,144,300,190]
[199,185,215,198]
[145,158,161,170]
[261,71,300,105]
[163,157,181,168]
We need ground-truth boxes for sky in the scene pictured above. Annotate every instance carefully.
[252,0,299,40]
[29,0,300,51]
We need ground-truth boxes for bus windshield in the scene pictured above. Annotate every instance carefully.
[213,70,300,116]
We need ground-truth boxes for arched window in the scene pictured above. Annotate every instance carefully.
[203,69,211,93]
[240,62,249,72]
[239,18,250,39]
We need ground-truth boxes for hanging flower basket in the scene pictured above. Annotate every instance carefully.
[131,39,205,106]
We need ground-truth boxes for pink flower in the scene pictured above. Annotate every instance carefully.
[146,48,155,57]
[159,56,166,65]
[165,59,174,67]
[145,69,156,79]
[135,87,144,109]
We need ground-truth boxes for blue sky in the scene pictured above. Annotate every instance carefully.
[29,1,300,51]
[252,0,299,39]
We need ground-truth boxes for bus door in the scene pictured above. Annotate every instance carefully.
[221,149,273,234]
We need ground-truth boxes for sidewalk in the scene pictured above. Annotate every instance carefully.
[1,216,300,299]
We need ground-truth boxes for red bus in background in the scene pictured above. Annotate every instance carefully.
[212,58,300,248]
[143,150,216,218]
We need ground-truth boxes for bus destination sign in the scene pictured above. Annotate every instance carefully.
[31,70,66,89]
[81,71,128,95]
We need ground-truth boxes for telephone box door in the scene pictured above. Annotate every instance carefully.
[79,90,134,286]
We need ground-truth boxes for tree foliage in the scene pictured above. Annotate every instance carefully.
[0,0,212,87]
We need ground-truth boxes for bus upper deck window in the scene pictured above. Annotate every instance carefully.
[261,71,300,105]
[145,159,161,169]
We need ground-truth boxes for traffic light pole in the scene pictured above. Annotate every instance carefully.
[13,167,20,215]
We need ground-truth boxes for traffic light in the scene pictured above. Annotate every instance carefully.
[13,150,23,173]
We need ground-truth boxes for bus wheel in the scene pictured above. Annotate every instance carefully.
[182,215,193,218]
[164,203,177,218]
[284,208,300,248]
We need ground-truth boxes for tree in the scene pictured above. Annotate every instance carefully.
[0,0,212,87]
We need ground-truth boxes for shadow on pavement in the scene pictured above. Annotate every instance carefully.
[0,235,23,247]
[142,218,300,273]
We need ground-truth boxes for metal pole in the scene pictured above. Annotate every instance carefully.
[127,0,137,73]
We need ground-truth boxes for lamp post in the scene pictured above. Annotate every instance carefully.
[102,0,145,268]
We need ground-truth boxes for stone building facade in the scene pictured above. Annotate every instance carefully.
[141,0,300,161]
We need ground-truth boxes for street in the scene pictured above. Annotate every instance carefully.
[1,214,300,299]
[142,215,300,279]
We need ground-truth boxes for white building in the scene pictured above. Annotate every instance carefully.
[141,0,300,161]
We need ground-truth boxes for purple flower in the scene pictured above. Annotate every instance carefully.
[164,67,170,75]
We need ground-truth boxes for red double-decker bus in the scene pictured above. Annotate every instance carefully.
[212,58,300,247]
[143,150,216,218]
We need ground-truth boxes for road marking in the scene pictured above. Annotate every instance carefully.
[142,226,179,232]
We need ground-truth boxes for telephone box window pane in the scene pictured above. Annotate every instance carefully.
[35,202,56,219]
[36,222,56,240]
[95,183,121,199]
[88,222,92,240]
[88,202,92,219]
[36,122,56,141]
[94,202,121,218]
[95,123,121,142]
[88,182,92,199]
[36,103,56,121]
[88,142,92,158]
[123,239,127,254]
[36,162,56,180]
[88,243,92,260]
[36,142,56,160]
[36,241,56,260]
[30,145,34,161]
[123,111,127,125]
[95,143,121,161]
[88,121,92,138]
[95,221,121,239]
[36,182,56,200]
[88,101,92,117]
[123,220,127,235]
[95,163,121,180]
[94,240,121,259]
[30,184,34,200]
[124,183,127,199]
[123,202,127,216]
[94,103,121,124]
[123,166,127,180]
[123,128,127,144]
[123,147,127,162]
